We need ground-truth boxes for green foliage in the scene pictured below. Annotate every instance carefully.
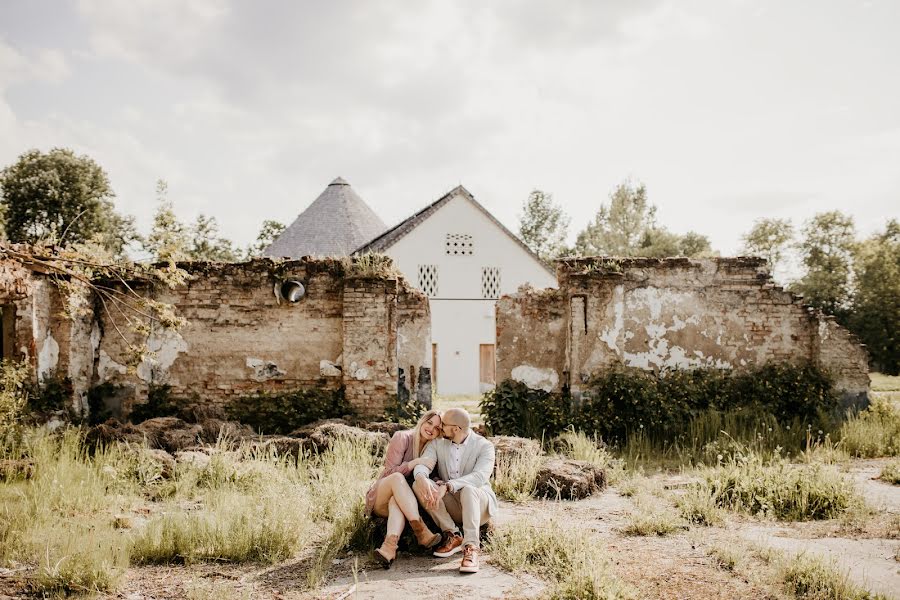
[129,384,180,423]
[481,379,571,439]
[741,217,794,279]
[781,553,886,600]
[0,360,30,439]
[245,219,286,259]
[577,363,838,444]
[879,459,900,485]
[143,179,190,263]
[27,373,71,414]
[226,386,352,434]
[849,220,900,375]
[791,210,857,318]
[189,214,239,262]
[0,148,137,256]
[574,181,713,258]
[518,189,571,262]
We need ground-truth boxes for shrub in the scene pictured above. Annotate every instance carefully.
[129,383,180,423]
[481,379,570,439]
[676,486,725,526]
[840,399,900,457]
[226,385,352,434]
[27,372,72,414]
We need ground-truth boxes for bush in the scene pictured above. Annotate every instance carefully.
[483,363,840,446]
[481,379,570,439]
[226,386,352,434]
[879,459,900,485]
[781,553,885,600]
[129,383,180,423]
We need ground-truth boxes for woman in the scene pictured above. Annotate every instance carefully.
[365,409,443,567]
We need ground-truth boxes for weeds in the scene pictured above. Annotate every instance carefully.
[488,515,636,599]
[676,486,725,526]
[781,553,887,599]
[493,441,545,503]
[841,399,900,458]
[621,494,686,536]
[879,459,900,485]
[554,428,623,483]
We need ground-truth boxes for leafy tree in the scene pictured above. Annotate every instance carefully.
[189,214,238,262]
[143,180,190,263]
[849,220,900,375]
[678,231,714,257]
[575,181,655,256]
[742,218,794,278]
[517,189,570,261]
[0,148,136,255]
[245,219,286,259]
[574,181,713,258]
[791,211,856,318]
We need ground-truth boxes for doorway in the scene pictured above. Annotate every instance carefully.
[479,343,495,390]
[0,305,15,361]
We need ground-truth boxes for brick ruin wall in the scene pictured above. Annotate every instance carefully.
[0,254,432,418]
[496,257,869,406]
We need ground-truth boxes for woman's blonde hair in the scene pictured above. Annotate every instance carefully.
[412,409,441,458]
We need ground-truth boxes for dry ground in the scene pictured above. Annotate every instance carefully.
[57,456,895,600]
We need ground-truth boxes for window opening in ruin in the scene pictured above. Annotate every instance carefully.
[417,264,438,297]
[0,305,15,361]
[482,267,501,299]
[445,233,474,255]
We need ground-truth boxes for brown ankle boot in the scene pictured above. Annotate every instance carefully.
[409,519,442,548]
[374,534,399,568]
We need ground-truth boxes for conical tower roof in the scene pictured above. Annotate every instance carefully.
[263,177,387,258]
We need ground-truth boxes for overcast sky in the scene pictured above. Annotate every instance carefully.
[1,0,898,258]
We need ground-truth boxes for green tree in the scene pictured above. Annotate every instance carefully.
[143,180,190,263]
[189,214,238,262]
[517,189,570,261]
[791,211,856,318]
[741,218,794,278]
[849,220,900,375]
[0,148,136,255]
[575,181,655,256]
[245,219,286,259]
[575,181,712,258]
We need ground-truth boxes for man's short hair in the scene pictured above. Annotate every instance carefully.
[441,407,471,431]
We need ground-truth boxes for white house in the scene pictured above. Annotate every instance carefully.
[356,185,557,395]
[264,179,557,396]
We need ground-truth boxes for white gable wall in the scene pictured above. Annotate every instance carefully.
[383,192,557,395]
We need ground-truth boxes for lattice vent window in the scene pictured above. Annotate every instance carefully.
[482,267,501,299]
[445,233,474,255]
[418,264,438,297]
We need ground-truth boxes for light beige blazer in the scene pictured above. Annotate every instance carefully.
[419,432,498,517]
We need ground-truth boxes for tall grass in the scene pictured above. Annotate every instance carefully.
[781,553,887,600]
[879,459,900,485]
[840,399,900,458]
[554,428,623,483]
[692,451,862,521]
[493,441,545,503]
[488,515,636,599]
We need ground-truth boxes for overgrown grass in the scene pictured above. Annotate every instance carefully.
[781,553,887,600]
[0,425,380,596]
[621,493,686,536]
[493,441,545,503]
[840,398,900,458]
[554,428,623,483]
[488,515,636,599]
[879,459,900,485]
[691,451,862,521]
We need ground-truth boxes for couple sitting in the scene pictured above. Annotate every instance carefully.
[364,407,496,574]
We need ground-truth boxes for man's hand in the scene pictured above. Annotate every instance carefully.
[416,475,438,508]
[432,482,447,509]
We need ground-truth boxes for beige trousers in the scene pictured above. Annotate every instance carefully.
[426,485,492,548]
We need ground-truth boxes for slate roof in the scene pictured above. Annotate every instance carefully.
[263,177,387,258]
[354,185,555,275]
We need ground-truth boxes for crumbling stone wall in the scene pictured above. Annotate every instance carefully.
[0,254,431,418]
[496,257,869,404]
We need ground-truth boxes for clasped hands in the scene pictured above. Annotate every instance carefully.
[416,475,448,511]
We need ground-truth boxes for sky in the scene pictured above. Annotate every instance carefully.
[0,0,898,260]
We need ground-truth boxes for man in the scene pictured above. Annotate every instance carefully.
[412,407,497,574]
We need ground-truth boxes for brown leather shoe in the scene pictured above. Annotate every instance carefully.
[432,531,464,557]
[409,519,442,548]
[374,534,399,568]
[459,544,479,573]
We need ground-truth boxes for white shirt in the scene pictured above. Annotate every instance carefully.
[447,434,471,491]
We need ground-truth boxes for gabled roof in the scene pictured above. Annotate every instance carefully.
[263,177,387,258]
[354,185,555,275]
